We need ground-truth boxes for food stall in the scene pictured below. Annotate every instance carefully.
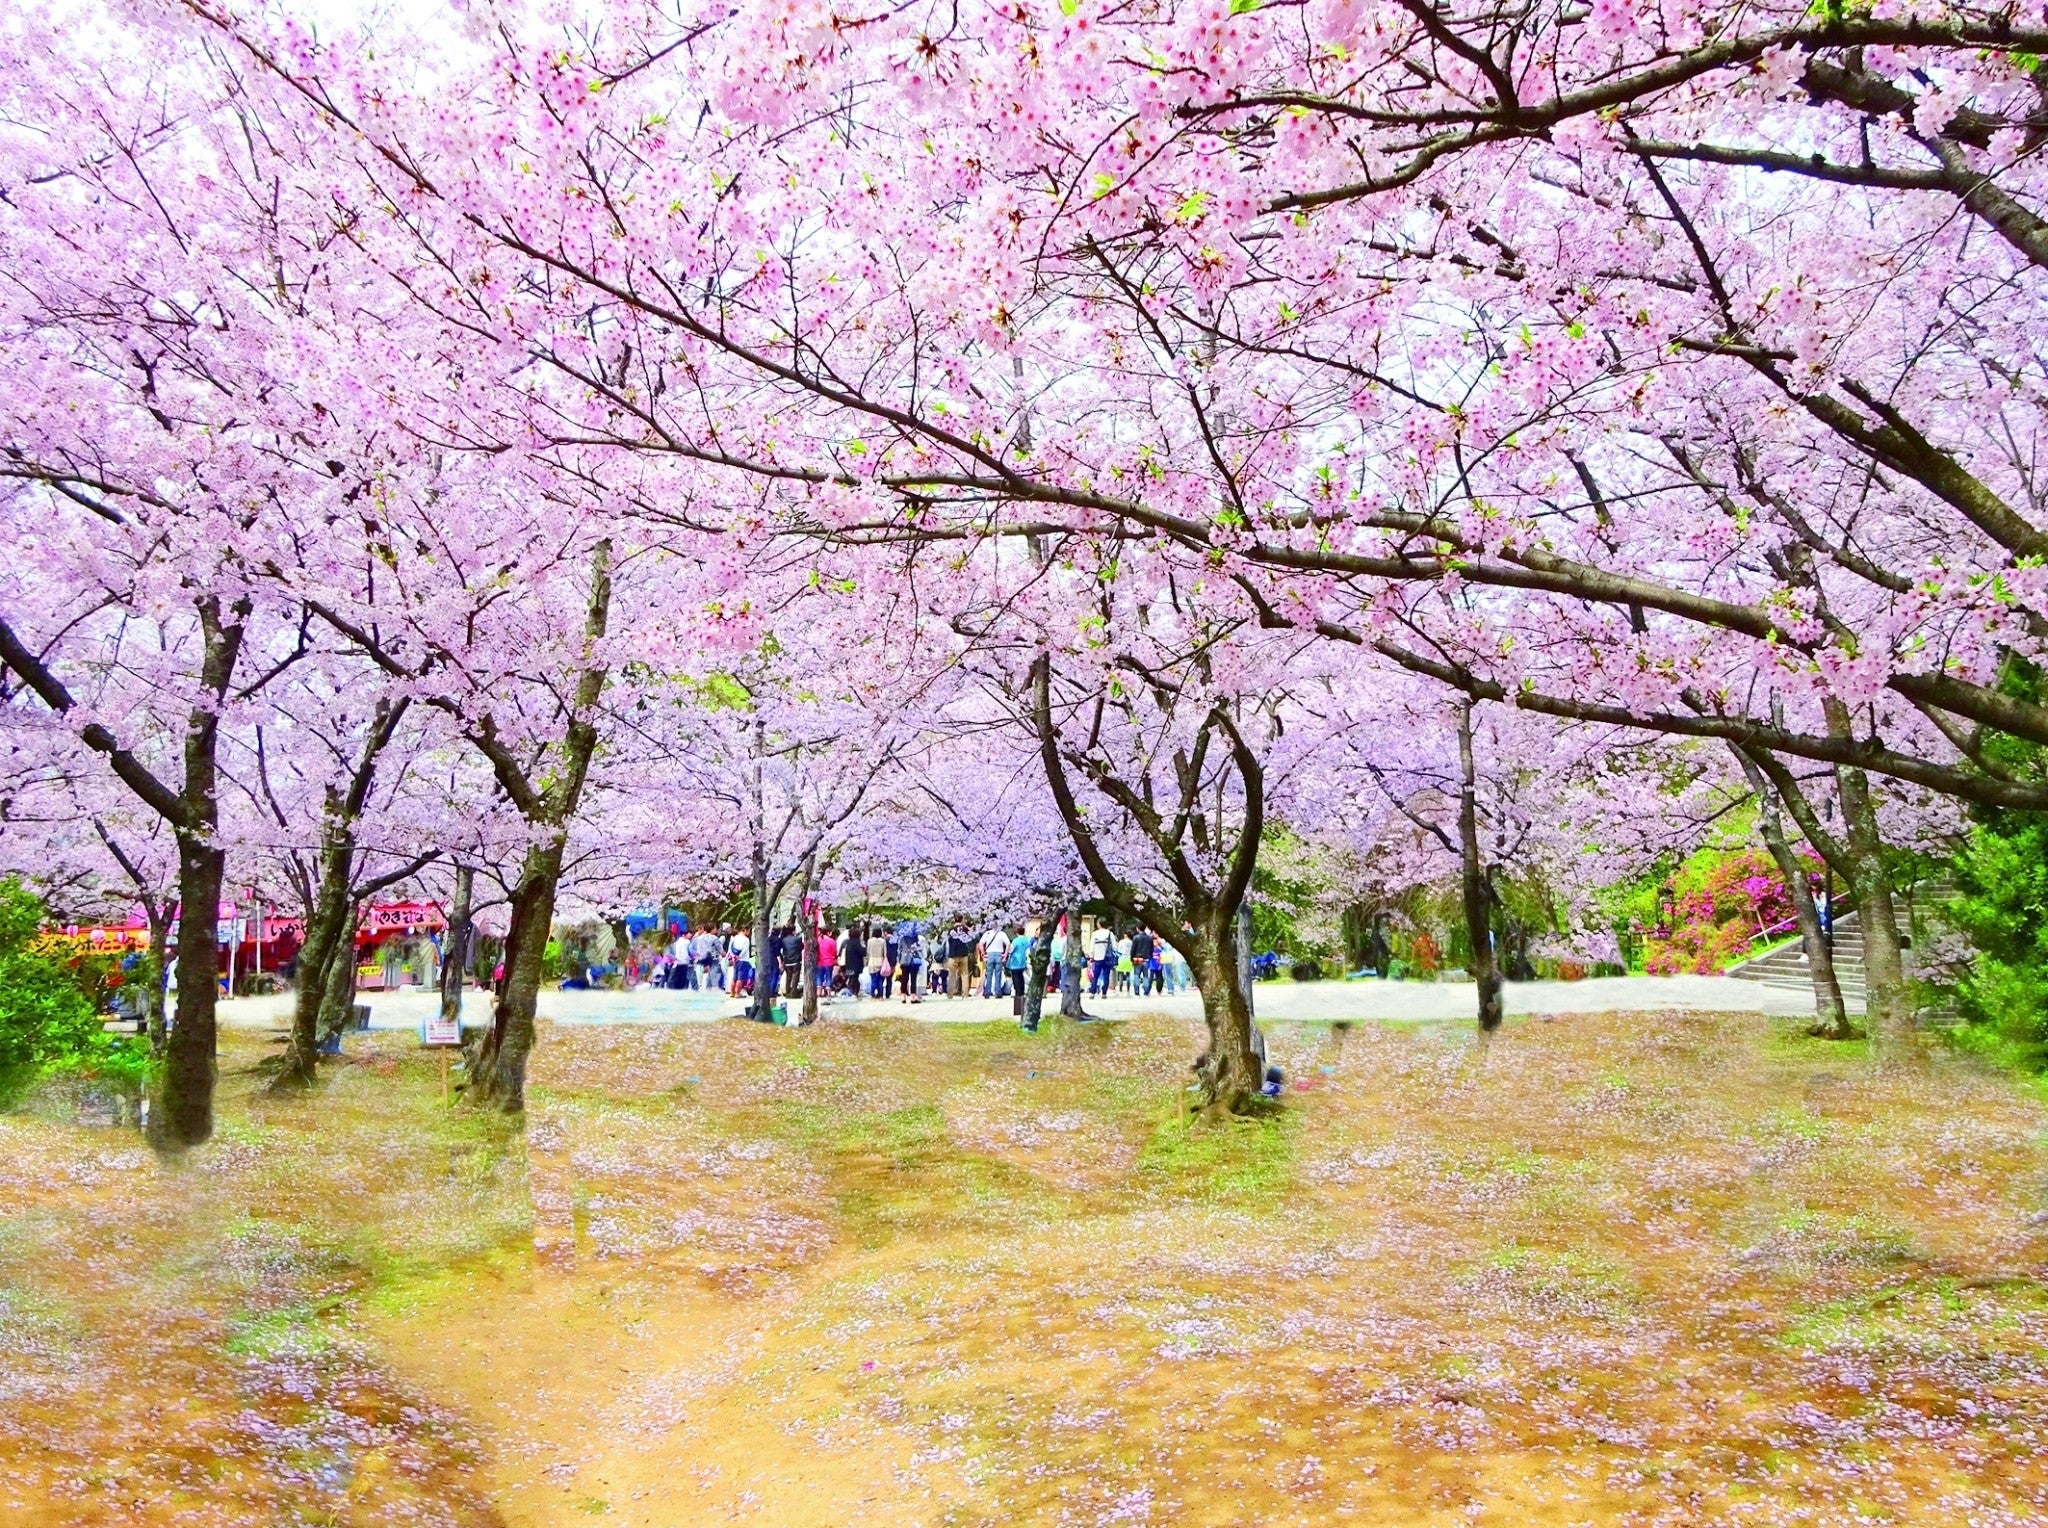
[353,900,447,991]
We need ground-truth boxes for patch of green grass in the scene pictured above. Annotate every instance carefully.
[1759,1107,1830,1143]
[1477,1242,1638,1315]
[1764,1023,1872,1061]
[224,1298,342,1360]
[0,1281,82,1349]
[1135,1106,1296,1202]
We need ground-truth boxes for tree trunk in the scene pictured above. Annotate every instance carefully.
[466,838,564,1112]
[441,864,473,1034]
[799,853,820,1025]
[749,854,772,1022]
[1058,905,1085,1019]
[1836,763,1914,1045]
[315,905,362,1046]
[1021,916,1055,1031]
[1187,915,1260,1113]
[152,837,224,1150]
[1746,765,1852,1038]
[1457,703,1504,1032]
[142,906,170,1056]
[276,806,355,1089]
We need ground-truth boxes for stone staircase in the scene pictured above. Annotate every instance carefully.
[1727,912,1867,1015]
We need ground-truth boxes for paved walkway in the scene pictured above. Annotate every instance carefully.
[216,972,1816,1034]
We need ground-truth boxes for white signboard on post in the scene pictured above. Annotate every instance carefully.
[420,1011,462,1047]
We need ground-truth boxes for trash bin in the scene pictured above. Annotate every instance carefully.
[352,1003,373,1032]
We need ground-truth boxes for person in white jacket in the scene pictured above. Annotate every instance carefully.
[981,923,1011,998]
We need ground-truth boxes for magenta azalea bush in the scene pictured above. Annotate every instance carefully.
[1644,851,1818,977]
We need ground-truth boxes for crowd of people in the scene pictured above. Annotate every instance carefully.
[640,914,1196,1013]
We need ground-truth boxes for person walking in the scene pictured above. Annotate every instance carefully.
[1130,927,1155,997]
[1114,931,1133,994]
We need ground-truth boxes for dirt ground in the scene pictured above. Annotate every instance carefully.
[2,1010,2045,1527]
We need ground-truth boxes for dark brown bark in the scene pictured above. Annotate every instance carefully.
[749,713,773,1021]
[465,837,564,1111]
[459,539,611,1106]
[1021,916,1054,1030]
[440,863,473,1033]
[276,806,354,1088]
[1058,904,1085,1019]
[152,837,224,1150]
[272,697,412,1089]
[1185,915,1261,1112]
[149,597,246,1150]
[749,870,772,1020]
[141,906,170,1055]
[1741,739,1912,1047]
[1457,703,1504,1032]
[1836,762,1913,1045]
[798,852,820,1025]
[315,905,360,1046]
[1029,653,1266,1110]
[93,821,171,1055]
[1736,749,1851,1037]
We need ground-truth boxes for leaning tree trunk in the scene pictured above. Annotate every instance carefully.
[466,838,565,1112]
[1058,904,1085,1019]
[1021,916,1055,1031]
[440,864,473,1035]
[1457,703,1504,1033]
[1751,774,1851,1038]
[315,905,363,1047]
[1186,915,1261,1113]
[1836,763,1913,1045]
[276,819,355,1089]
[142,906,170,1057]
[152,836,226,1150]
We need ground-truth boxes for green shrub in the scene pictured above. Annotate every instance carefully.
[1948,813,2048,1068]
[0,878,148,1099]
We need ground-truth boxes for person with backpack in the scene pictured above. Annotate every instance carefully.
[895,919,924,1001]
[1088,920,1114,998]
[945,920,974,999]
[982,921,1011,998]
[693,926,722,991]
